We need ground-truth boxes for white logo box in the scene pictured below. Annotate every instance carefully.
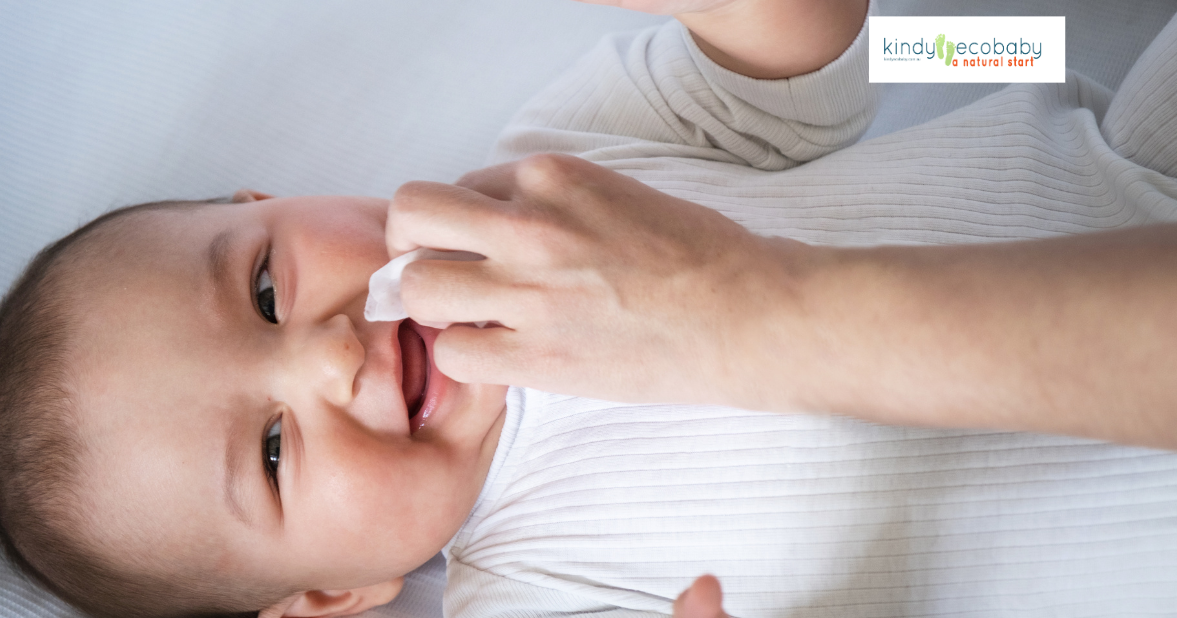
[869,16,1065,83]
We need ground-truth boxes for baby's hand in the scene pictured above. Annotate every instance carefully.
[579,0,868,80]
[572,0,738,16]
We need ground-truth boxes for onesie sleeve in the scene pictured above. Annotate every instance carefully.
[487,10,875,172]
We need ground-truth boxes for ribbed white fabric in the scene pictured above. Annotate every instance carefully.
[447,392,1177,617]
[444,12,1177,618]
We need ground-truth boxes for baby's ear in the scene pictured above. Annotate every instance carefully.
[260,578,405,618]
[231,189,275,203]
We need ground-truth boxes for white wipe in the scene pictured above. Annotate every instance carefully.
[365,248,483,322]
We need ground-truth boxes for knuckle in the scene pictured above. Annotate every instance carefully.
[390,181,434,213]
[517,153,574,194]
[517,285,559,324]
[527,229,569,265]
[453,170,479,188]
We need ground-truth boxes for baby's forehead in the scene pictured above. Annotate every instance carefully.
[50,208,225,322]
[64,205,253,496]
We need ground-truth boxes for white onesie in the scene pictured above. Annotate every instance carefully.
[443,9,1177,617]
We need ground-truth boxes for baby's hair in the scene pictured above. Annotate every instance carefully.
[0,197,271,618]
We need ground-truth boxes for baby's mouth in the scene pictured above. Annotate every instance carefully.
[397,319,430,421]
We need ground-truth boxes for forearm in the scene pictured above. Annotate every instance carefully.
[740,225,1177,449]
[678,0,868,79]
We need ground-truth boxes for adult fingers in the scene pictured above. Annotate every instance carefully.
[400,259,517,327]
[431,325,526,385]
[387,181,519,256]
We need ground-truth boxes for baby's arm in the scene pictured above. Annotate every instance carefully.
[583,0,868,79]
[489,1,876,171]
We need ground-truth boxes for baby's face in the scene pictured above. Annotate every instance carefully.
[69,195,508,605]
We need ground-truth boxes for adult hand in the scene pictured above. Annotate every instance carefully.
[389,153,1177,451]
[673,575,730,618]
[386,154,811,408]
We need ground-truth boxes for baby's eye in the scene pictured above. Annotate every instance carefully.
[256,260,277,324]
[263,417,281,486]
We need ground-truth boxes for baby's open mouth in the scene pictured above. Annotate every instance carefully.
[397,319,430,420]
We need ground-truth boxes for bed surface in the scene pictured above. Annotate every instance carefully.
[2,1,1175,616]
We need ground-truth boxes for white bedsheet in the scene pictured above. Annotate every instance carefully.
[1,1,1174,617]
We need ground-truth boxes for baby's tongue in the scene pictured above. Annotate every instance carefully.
[397,320,428,418]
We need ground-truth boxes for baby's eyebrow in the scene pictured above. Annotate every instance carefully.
[223,417,253,526]
[207,230,260,527]
[205,230,235,296]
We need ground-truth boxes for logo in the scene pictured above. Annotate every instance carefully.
[869,16,1065,83]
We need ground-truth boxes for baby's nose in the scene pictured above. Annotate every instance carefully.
[292,314,365,407]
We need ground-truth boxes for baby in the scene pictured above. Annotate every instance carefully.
[5,1,1177,618]
[0,1,868,615]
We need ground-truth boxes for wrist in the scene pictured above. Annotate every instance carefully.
[766,244,1008,429]
[678,0,869,79]
[713,235,836,411]
[719,241,933,422]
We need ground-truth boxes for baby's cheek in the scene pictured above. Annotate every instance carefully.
[329,449,443,567]
[292,470,391,566]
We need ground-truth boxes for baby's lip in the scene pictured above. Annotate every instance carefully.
[405,322,448,435]
[385,321,412,425]
[398,320,429,421]
[387,319,447,435]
